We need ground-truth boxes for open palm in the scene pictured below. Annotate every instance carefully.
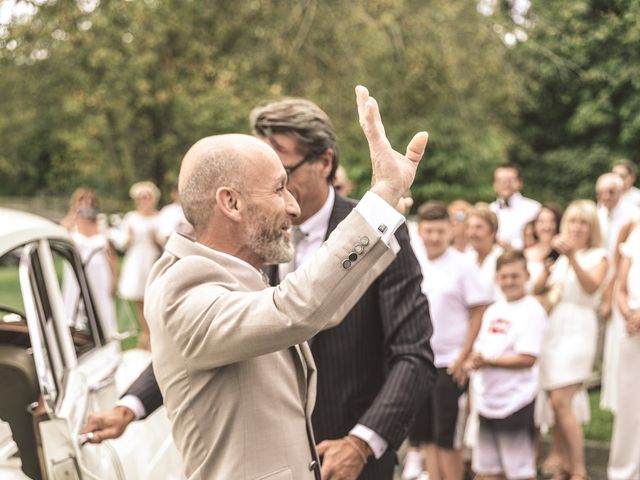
[356,85,428,206]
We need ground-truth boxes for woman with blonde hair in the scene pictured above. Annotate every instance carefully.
[466,204,503,302]
[117,181,162,350]
[534,200,608,480]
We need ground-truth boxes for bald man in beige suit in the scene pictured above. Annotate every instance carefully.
[144,86,429,480]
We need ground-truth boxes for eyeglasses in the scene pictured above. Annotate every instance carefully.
[284,153,314,178]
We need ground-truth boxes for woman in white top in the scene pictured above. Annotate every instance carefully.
[608,222,640,479]
[117,181,162,350]
[534,200,608,480]
[467,204,503,303]
[62,188,118,337]
[525,203,563,295]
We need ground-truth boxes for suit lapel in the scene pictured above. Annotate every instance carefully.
[272,195,353,414]
[325,194,353,241]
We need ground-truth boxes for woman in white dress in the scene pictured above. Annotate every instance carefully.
[534,200,608,480]
[62,188,118,337]
[117,181,162,350]
[608,222,640,479]
[466,204,503,303]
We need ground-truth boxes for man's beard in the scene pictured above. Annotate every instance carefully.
[246,204,294,264]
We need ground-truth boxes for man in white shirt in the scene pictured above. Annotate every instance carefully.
[489,164,541,250]
[407,201,489,480]
[597,172,640,257]
[596,172,640,415]
[612,158,640,208]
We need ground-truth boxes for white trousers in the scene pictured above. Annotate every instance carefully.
[608,333,640,480]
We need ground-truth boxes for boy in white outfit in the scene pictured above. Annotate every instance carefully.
[464,250,547,480]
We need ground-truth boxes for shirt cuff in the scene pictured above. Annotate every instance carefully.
[355,191,405,246]
[349,424,388,459]
[116,394,147,420]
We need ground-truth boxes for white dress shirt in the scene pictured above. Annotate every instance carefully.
[119,189,402,458]
[621,186,640,209]
[598,200,640,255]
[490,192,541,250]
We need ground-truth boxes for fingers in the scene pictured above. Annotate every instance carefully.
[355,85,369,122]
[316,440,331,456]
[405,131,429,164]
[355,86,387,148]
[81,413,99,434]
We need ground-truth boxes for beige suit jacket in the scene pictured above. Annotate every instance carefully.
[145,209,395,480]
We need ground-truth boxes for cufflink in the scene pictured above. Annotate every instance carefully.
[377,225,387,233]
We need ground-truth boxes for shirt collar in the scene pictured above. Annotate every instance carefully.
[296,187,335,241]
[498,191,522,208]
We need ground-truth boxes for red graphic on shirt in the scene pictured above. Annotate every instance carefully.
[488,318,511,334]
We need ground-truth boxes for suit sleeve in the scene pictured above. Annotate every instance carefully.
[153,210,394,370]
[357,223,436,449]
[123,363,163,418]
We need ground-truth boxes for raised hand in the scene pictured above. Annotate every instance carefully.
[356,85,428,207]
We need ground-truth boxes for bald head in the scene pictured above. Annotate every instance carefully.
[596,172,624,210]
[179,134,275,233]
[596,172,624,191]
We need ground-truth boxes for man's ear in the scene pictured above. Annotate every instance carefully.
[318,148,334,180]
[215,187,245,222]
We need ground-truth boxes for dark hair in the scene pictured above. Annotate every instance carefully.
[496,249,528,271]
[417,201,449,222]
[535,202,563,238]
[250,98,339,182]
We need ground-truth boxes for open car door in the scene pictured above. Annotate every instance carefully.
[16,237,182,479]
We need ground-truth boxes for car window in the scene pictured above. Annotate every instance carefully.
[0,249,28,345]
[49,241,105,358]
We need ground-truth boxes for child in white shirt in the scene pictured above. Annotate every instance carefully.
[464,250,547,480]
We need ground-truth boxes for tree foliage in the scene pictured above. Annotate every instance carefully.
[509,0,640,203]
[0,0,517,207]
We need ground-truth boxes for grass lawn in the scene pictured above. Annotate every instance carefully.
[585,388,613,443]
[0,263,24,313]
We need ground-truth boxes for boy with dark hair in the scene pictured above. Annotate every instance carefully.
[464,250,547,480]
[405,201,489,480]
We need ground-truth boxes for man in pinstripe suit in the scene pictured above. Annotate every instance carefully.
[83,97,434,480]
[251,98,435,480]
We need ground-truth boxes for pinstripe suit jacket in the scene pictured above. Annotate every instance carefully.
[268,195,435,479]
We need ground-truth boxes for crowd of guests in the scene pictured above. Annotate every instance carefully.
[60,180,192,350]
[402,160,640,480]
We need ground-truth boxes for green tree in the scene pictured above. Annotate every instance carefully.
[0,0,518,208]
[508,0,640,204]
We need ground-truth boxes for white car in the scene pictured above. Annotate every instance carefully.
[0,208,183,479]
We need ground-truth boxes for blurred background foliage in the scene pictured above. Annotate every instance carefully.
[0,0,639,210]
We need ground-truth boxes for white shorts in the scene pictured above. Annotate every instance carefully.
[472,422,536,479]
